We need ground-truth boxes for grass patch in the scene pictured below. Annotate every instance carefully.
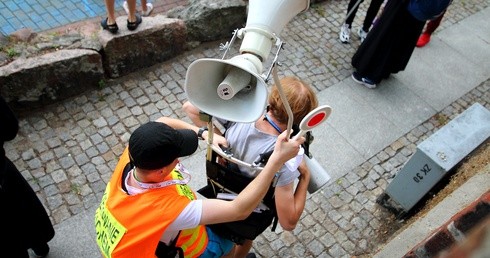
[6,47,19,58]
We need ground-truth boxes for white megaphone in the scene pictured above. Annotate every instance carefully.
[185,0,310,123]
[185,54,268,123]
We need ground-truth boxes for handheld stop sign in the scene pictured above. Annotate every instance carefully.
[293,105,332,140]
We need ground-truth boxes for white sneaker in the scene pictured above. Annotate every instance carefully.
[358,28,368,43]
[123,1,130,15]
[141,3,154,16]
[339,24,351,43]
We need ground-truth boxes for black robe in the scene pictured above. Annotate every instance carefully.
[0,96,55,257]
[352,0,426,83]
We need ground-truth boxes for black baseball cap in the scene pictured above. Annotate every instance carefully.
[128,121,198,170]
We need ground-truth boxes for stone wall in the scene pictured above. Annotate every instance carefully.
[98,16,187,78]
[0,49,103,110]
[0,0,328,110]
[0,0,249,110]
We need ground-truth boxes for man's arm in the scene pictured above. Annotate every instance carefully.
[199,131,305,225]
[156,116,228,148]
[274,160,310,230]
[182,101,227,136]
[182,101,208,127]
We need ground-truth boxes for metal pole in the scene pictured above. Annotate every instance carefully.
[344,0,364,24]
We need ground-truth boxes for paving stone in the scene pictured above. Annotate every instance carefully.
[337,216,354,231]
[311,208,327,223]
[42,182,59,196]
[340,239,356,255]
[47,193,64,210]
[51,169,68,183]
[338,190,354,203]
[319,231,336,248]
[68,203,85,216]
[136,95,151,106]
[270,238,284,252]
[40,151,55,162]
[328,243,347,257]
[277,231,294,247]
[27,157,42,169]
[96,142,110,154]
[51,205,71,224]
[59,156,75,169]
[45,160,61,173]
[290,243,308,257]
[78,184,93,197]
[86,171,101,184]
[306,239,325,256]
[129,105,143,116]
[298,229,315,244]
[21,149,36,160]
[30,166,45,178]
[57,180,72,194]
[345,170,360,184]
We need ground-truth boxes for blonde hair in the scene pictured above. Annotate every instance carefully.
[268,76,318,125]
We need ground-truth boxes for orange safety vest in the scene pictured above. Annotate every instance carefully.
[95,147,208,258]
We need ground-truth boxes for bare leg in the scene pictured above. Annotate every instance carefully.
[104,0,116,24]
[234,240,253,258]
[126,0,137,22]
[222,245,236,258]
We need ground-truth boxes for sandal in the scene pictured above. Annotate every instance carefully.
[127,14,142,31]
[101,18,118,34]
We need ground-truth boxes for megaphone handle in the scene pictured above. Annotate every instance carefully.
[205,120,214,161]
[272,67,294,139]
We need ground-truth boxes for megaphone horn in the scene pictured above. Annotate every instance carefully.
[184,54,268,123]
[241,0,310,61]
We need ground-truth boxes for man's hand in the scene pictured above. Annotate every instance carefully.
[202,132,228,149]
[270,131,305,165]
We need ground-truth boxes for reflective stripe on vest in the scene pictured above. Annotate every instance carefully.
[178,225,208,257]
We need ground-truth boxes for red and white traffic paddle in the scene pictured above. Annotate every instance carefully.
[293,105,332,140]
[290,105,333,194]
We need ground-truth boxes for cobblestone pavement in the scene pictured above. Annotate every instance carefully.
[4,0,490,257]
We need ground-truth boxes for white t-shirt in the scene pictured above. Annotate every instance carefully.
[160,200,202,244]
[218,119,300,187]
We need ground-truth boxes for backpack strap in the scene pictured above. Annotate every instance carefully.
[198,151,278,244]
[155,231,183,258]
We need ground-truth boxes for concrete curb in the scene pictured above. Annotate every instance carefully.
[374,165,490,257]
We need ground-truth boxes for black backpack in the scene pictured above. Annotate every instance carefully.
[197,130,313,244]
[197,149,279,245]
